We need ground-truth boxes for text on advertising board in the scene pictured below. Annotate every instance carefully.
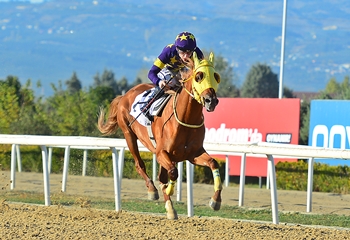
[203,98,300,177]
[309,100,350,165]
[312,125,350,149]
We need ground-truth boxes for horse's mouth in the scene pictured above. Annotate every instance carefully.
[203,96,219,112]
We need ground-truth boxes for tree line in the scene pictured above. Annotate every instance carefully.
[1,52,349,145]
[0,70,138,138]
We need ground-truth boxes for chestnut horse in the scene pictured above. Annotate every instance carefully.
[97,52,222,219]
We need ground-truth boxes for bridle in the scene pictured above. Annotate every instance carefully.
[171,52,219,129]
[172,73,204,129]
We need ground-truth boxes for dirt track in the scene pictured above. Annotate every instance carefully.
[1,171,350,239]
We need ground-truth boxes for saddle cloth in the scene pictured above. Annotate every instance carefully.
[130,88,169,127]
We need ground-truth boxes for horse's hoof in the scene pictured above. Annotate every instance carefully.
[148,191,159,200]
[167,209,178,220]
[165,200,178,220]
[209,198,221,211]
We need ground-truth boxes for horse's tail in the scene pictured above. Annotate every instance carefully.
[97,96,122,136]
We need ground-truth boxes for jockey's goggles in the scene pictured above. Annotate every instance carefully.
[176,47,195,55]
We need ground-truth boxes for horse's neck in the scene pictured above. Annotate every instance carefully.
[175,84,203,122]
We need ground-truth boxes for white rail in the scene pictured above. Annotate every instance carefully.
[1,134,349,224]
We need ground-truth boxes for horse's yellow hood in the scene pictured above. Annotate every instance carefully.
[192,52,220,104]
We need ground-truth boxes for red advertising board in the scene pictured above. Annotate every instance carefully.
[203,98,300,177]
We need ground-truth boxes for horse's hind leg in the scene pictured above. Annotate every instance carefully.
[124,131,159,200]
[193,149,222,211]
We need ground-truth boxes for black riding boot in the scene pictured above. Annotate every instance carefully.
[143,87,164,121]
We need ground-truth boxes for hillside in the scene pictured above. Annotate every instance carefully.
[0,0,349,96]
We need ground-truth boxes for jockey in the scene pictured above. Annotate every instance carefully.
[144,31,204,120]
[148,31,204,91]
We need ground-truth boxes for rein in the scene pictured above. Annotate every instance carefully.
[171,56,217,128]
[179,78,196,100]
[179,61,216,105]
[173,76,204,129]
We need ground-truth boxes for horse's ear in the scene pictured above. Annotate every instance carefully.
[209,52,215,65]
[192,51,200,66]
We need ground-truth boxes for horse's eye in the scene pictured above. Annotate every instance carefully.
[195,72,204,83]
[214,72,221,83]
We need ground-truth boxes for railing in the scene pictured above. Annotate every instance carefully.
[1,134,350,224]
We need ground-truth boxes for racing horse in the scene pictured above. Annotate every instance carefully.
[97,52,222,219]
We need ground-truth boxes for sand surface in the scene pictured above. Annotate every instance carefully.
[1,171,350,239]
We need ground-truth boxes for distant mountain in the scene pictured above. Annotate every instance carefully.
[0,0,349,96]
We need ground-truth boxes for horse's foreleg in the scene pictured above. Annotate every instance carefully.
[157,154,178,220]
[193,150,223,211]
[158,167,176,197]
[158,166,170,199]
[157,151,178,195]
[162,169,177,197]
[209,168,223,210]
[212,169,222,192]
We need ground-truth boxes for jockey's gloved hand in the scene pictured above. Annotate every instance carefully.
[158,80,170,90]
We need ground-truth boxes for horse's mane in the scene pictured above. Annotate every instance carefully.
[179,58,194,80]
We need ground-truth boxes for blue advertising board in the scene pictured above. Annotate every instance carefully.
[309,100,350,165]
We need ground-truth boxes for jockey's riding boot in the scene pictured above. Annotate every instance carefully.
[143,87,164,122]
[144,111,154,122]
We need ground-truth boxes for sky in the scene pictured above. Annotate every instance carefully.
[0,0,45,2]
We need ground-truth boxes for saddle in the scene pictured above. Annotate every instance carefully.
[130,88,172,126]
[130,88,172,148]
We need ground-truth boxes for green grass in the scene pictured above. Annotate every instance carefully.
[2,190,350,228]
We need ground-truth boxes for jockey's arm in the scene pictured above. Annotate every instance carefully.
[148,45,174,87]
[148,64,162,86]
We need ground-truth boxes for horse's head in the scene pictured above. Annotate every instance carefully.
[191,52,220,112]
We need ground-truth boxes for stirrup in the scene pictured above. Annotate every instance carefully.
[142,87,164,122]
[144,111,154,122]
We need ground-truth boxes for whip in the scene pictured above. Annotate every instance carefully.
[128,77,173,127]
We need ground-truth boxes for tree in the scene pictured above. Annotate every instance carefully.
[131,78,143,88]
[213,54,239,98]
[283,86,295,98]
[2,75,21,94]
[340,76,350,89]
[45,90,100,136]
[1,75,22,104]
[0,76,52,134]
[9,79,51,135]
[338,76,350,99]
[240,63,279,98]
[0,82,20,133]
[93,69,118,94]
[89,86,116,106]
[65,71,82,94]
[10,96,51,135]
[116,77,129,95]
[299,100,310,145]
[317,91,333,100]
[324,77,340,95]
[322,75,350,100]
[201,51,239,97]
